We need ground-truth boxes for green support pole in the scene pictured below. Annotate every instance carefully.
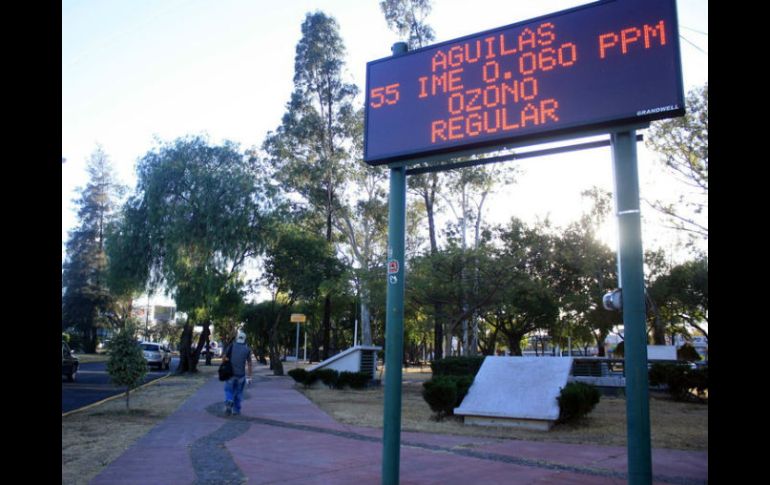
[611,130,652,485]
[382,162,407,485]
[381,41,409,485]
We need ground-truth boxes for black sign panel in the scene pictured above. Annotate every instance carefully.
[364,0,684,165]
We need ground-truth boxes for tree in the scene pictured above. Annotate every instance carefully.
[115,135,274,373]
[646,83,708,245]
[62,146,124,352]
[648,256,708,341]
[263,11,358,360]
[263,225,343,375]
[106,324,147,410]
[379,0,454,360]
[379,0,435,50]
[335,110,389,346]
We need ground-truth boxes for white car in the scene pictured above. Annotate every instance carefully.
[140,342,172,370]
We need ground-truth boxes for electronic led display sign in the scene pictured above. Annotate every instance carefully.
[364,0,684,165]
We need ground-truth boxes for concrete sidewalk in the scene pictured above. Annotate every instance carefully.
[90,366,707,485]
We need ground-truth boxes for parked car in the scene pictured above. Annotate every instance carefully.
[62,341,79,382]
[140,342,172,370]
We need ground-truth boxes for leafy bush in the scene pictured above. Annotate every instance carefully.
[649,362,708,401]
[557,382,600,423]
[677,343,701,362]
[421,374,476,420]
[430,356,485,377]
[314,369,339,388]
[422,376,459,419]
[288,368,308,384]
[106,325,147,410]
[335,371,371,389]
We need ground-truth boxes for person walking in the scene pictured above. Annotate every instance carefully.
[222,329,253,416]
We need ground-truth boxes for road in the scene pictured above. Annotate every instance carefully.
[61,358,180,413]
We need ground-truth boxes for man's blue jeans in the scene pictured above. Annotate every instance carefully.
[224,376,247,414]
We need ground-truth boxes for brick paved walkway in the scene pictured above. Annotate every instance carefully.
[90,366,708,485]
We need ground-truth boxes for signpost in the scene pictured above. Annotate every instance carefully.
[290,314,306,361]
[369,2,683,484]
[365,0,683,166]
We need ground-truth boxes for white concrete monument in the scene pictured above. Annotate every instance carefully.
[454,356,574,431]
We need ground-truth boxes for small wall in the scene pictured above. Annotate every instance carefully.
[306,345,382,379]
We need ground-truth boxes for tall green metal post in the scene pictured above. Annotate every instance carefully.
[611,130,652,485]
[381,41,409,485]
[382,162,407,485]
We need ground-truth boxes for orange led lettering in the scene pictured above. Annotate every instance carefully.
[537,23,556,46]
[466,89,482,112]
[432,51,447,72]
[539,48,557,71]
[484,110,501,133]
[520,77,538,100]
[521,103,539,127]
[448,46,464,67]
[483,61,499,83]
[539,99,559,123]
[465,41,482,63]
[621,27,642,54]
[499,34,517,55]
[448,116,464,140]
[518,28,537,50]
[501,79,519,105]
[370,87,385,108]
[448,93,464,115]
[384,83,400,105]
[483,85,500,108]
[559,43,577,66]
[502,107,520,130]
[432,120,447,143]
[644,21,666,48]
[484,36,496,59]
[519,52,537,75]
[418,76,429,98]
[447,68,464,92]
[432,72,447,95]
[466,113,483,136]
[599,32,619,58]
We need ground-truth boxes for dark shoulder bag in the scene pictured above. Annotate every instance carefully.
[218,344,234,381]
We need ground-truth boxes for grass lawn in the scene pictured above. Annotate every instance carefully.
[61,362,218,485]
[296,365,708,452]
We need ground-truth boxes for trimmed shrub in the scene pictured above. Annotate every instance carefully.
[430,356,485,377]
[453,375,474,407]
[677,343,701,362]
[557,382,600,423]
[422,376,459,419]
[336,371,371,390]
[314,368,339,388]
[288,368,308,385]
[421,374,476,420]
[649,362,708,401]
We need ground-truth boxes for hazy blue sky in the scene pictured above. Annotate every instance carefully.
[62,0,708,304]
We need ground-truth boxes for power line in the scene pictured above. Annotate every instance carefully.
[680,25,708,36]
[679,34,707,55]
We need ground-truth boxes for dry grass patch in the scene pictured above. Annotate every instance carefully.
[299,380,707,451]
[62,364,218,485]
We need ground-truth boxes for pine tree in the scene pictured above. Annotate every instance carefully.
[62,146,124,352]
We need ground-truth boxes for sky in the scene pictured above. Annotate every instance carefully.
[62,0,708,305]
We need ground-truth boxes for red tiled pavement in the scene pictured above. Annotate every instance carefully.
[90,365,707,484]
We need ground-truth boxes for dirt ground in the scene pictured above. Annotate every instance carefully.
[61,364,218,485]
[297,366,708,451]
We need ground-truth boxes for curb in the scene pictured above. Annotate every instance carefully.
[62,372,174,418]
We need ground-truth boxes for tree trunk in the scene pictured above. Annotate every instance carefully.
[322,295,332,360]
[360,288,372,346]
[269,307,285,376]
